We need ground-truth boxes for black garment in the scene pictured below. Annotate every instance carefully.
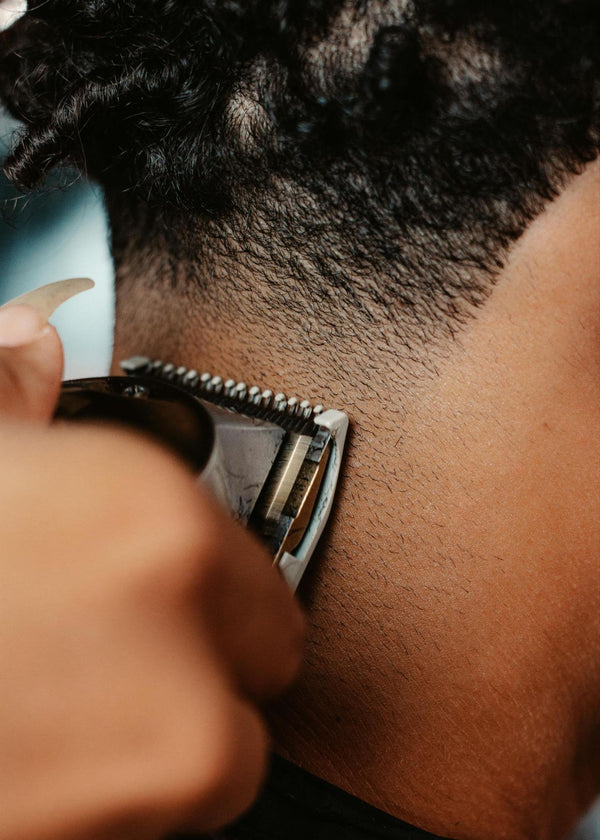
[174,755,454,840]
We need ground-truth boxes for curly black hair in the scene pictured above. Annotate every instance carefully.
[1,0,599,334]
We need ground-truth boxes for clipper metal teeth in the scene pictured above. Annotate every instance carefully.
[234,382,247,401]
[162,363,176,380]
[183,370,199,388]
[300,399,312,419]
[210,376,223,395]
[120,356,325,434]
[248,385,262,405]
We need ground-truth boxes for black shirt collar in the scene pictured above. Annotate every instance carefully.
[210,754,455,840]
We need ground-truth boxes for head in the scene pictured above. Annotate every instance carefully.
[2,1,599,835]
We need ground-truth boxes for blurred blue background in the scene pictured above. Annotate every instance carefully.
[576,806,600,840]
[1,110,599,840]
[0,113,113,378]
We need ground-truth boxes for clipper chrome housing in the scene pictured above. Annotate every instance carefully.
[55,357,349,591]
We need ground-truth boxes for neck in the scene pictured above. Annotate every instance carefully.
[110,164,600,840]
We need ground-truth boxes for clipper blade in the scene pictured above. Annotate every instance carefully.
[115,355,349,590]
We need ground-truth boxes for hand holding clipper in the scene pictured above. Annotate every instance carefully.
[0,281,304,840]
[57,357,348,591]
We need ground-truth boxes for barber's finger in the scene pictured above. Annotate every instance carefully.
[0,305,63,421]
[223,558,306,701]
[0,278,95,422]
[198,498,306,702]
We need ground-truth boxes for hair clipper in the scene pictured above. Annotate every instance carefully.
[55,356,349,591]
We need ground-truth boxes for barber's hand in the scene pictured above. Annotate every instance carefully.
[0,305,305,840]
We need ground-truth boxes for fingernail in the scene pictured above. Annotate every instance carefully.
[0,304,47,348]
[0,0,27,32]
[1,278,95,321]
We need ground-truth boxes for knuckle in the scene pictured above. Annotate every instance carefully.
[145,496,225,600]
[63,424,238,606]
[128,508,213,602]
[64,425,215,595]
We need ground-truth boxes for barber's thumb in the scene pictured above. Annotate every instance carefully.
[0,304,63,421]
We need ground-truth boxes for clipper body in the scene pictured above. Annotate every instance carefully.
[56,357,348,591]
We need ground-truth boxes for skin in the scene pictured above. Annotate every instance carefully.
[113,159,600,839]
